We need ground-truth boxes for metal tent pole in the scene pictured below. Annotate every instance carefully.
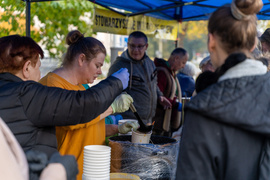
[26,0,31,37]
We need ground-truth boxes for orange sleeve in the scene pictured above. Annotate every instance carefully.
[39,73,101,130]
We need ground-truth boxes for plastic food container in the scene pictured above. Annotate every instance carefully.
[110,173,140,180]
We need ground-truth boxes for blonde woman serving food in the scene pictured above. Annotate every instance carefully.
[40,30,138,180]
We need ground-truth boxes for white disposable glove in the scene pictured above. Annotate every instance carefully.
[111,93,134,113]
[118,121,139,134]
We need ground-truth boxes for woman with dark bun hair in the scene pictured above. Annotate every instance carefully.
[40,30,138,180]
[176,0,270,179]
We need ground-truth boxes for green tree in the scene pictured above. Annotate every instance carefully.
[0,0,95,59]
[184,34,208,60]
[147,38,175,59]
[177,21,208,47]
[257,20,270,34]
[147,21,208,60]
[178,21,208,60]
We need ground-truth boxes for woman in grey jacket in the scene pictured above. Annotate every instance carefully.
[176,0,270,180]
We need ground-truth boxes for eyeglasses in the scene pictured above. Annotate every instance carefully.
[128,43,146,50]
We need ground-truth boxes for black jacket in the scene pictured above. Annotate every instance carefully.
[176,58,270,180]
[0,73,122,158]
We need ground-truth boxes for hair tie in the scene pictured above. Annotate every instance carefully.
[71,34,84,45]
[231,1,251,20]
[78,35,84,41]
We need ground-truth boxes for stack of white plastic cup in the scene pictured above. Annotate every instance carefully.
[82,145,111,180]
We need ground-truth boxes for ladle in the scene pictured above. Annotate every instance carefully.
[129,103,153,133]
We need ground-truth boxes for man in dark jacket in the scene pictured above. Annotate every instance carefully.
[108,31,171,125]
[152,48,188,136]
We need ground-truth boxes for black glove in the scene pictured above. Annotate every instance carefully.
[26,150,48,180]
[49,152,78,180]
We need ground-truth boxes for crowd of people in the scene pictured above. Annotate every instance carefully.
[177,0,270,179]
[1,0,270,179]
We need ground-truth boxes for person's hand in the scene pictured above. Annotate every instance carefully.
[159,96,172,109]
[118,121,139,134]
[26,150,48,180]
[49,152,78,180]
[26,150,48,172]
[111,68,129,90]
[111,93,134,113]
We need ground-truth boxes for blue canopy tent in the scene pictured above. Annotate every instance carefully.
[22,0,270,37]
[88,0,270,21]
[88,0,270,48]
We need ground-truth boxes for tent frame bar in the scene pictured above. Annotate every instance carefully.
[22,0,60,37]
[26,0,31,37]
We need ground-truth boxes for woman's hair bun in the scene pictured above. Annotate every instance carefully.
[234,0,263,18]
[66,30,84,45]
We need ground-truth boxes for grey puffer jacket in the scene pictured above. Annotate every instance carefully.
[108,50,162,123]
[0,73,122,158]
[176,59,270,180]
